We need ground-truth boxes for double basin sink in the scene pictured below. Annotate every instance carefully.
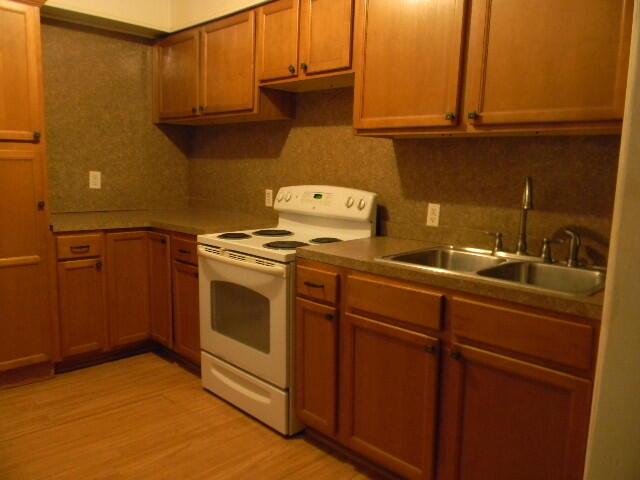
[377,247,605,297]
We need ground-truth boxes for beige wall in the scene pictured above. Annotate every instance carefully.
[189,88,620,264]
[585,0,640,477]
[170,0,268,31]
[42,21,191,213]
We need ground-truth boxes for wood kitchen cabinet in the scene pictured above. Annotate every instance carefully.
[106,231,151,347]
[155,29,200,120]
[257,0,355,90]
[340,313,440,480]
[353,0,466,130]
[172,260,200,365]
[295,297,338,437]
[154,9,294,125]
[148,232,173,348]
[57,258,108,358]
[465,0,633,128]
[439,345,592,480]
[0,0,43,142]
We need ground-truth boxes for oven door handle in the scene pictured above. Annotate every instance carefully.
[198,247,287,278]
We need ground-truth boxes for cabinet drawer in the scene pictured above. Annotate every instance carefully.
[346,274,443,331]
[450,297,595,371]
[296,265,339,305]
[171,236,197,265]
[57,233,104,260]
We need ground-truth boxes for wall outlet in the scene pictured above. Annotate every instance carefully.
[265,189,273,207]
[427,203,440,227]
[89,171,101,189]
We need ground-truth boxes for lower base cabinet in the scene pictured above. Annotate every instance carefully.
[439,344,592,480]
[57,258,108,358]
[173,260,201,365]
[148,232,173,348]
[294,260,597,480]
[340,313,439,480]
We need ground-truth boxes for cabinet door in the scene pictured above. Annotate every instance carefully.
[257,0,300,81]
[0,148,52,371]
[0,1,42,142]
[148,232,172,348]
[299,0,353,75]
[295,298,338,437]
[439,344,592,480]
[155,29,200,119]
[354,0,466,129]
[106,232,150,347]
[340,313,439,480]
[57,258,107,358]
[201,11,256,114]
[465,0,633,125]
[173,261,200,365]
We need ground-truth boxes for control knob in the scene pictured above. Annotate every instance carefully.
[285,192,292,202]
[357,198,366,210]
[345,196,355,208]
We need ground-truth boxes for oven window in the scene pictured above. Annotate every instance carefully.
[211,281,270,353]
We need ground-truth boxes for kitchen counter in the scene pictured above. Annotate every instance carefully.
[298,237,604,320]
[50,209,272,236]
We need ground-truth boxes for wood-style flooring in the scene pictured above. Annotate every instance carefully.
[0,353,372,479]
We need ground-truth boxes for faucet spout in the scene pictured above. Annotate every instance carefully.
[516,176,533,255]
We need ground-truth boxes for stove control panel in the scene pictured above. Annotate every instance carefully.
[275,185,377,222]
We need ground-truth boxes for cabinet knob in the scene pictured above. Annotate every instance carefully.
[445,112,456,121]
[467,111,479,120]
[199,106,204,112]
[192,107,197,114]
[33,131,41,143]
[288,64,296,74]
[96,261,103,271]
[37,200,45,210]
[424,345,438,354]
[451,351,463,361]
[324,313,334,321]
[160,238,166,245]
[301,63,308,72]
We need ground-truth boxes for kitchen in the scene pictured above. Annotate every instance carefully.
[1,0,639,478]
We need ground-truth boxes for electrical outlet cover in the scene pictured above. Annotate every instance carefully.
[427,203,440,227]
[89,171,101,189]
[265,189,273,207]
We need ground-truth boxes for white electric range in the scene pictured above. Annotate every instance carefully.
[197,185,377,435]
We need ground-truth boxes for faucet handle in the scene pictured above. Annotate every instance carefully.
[540,237,564,263]
[486,231,504,254]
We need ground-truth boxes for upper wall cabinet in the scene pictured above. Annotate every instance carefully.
[201,11,255,115]
[257,0,355,91]
[353,0,466,130]
[465,0,633,128]
[154,9,294,126]
[0,0,42,142]
[354,0,633,137]
[155,29,200,120]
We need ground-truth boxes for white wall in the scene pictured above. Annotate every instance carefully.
[44,0,172,31]
[170,0,269,31]
[584,1,640,478]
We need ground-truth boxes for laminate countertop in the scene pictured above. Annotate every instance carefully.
[298,237,604,321]
[50,209,272,236]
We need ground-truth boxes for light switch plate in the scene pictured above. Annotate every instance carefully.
[265,189,273,207]
[89,171,101,189]
[427,203,440,227]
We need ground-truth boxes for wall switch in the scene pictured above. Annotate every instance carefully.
[265,189,273,207]
[89,171,101,189]
[427,203,440,227]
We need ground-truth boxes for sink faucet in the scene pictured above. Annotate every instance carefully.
[516,176,533,255]
[564,228,581,267]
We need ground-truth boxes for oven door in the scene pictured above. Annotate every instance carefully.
[198,245,290,389]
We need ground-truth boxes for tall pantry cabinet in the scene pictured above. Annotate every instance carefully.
[0,0,55,385]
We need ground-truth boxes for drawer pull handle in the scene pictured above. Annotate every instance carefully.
[304,281,324,289]
[178,248,191,255]
[70,245,90,254]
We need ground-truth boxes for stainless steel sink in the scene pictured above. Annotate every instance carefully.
[382,247,507,273]
[477,262,605,295]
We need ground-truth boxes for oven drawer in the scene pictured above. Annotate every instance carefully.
[57,233,104,260]
[172,236,197,265]
[201,351,289,434]
[296,265,339,305]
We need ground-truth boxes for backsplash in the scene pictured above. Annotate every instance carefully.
[189,89,620,266]
[42,21,191,213]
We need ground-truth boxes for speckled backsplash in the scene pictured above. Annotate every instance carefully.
[189,89,620,266]
[42,21,191,213]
